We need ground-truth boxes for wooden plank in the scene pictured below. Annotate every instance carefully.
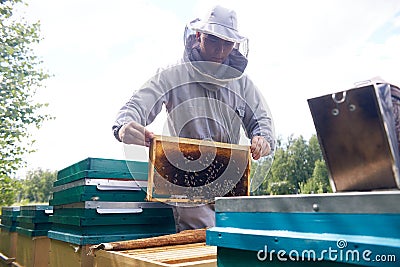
[129,243,215,263]
[0,252,15,265]
[49,239,93,267]
[94,243,216,267]
[14,235,50,267]
[151,135,248,151]
[0,230,18,259]
[95,229,205,251]
[146,136,157,202]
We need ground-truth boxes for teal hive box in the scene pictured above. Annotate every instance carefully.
[54,157,148,186]
[48,201,176,245]
[51,158,148,204]
[51,178,148,205]
[16,205,53,237]
[1,206,20,217]
[48,158,176,245]
[0,206,20,230]
[206,192,400,267]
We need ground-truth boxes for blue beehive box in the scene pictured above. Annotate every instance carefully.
[206,192,400,267]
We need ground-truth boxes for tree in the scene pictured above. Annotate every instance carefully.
[251,134,331,195]
[299,159,332,194]
[20,168,56,203]
[0,0,52,205]
[0,175,22,205]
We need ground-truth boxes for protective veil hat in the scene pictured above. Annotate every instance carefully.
[188,5,247,43]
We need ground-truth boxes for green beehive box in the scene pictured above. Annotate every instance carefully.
[50,178,148,205]
[51,206,173,226]
[0,218,17,229]
[56,157,148,184]
[1,206,20,217]
[50,201,174,226]
[48,201,176,245]
[50,222,175,236]
[0,207,20,230]
[0,224,17,232]
[15,205,53,237]
[48,229,175,246]
[54,170,148,187]
[16,227,50,237]
[17,222,52,231]
[19,205,53,217]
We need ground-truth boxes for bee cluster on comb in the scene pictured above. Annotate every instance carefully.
[147,135,250,203]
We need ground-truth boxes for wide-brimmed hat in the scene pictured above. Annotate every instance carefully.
[188,5,247,43]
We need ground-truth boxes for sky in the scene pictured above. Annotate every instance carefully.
[13,0,400,176]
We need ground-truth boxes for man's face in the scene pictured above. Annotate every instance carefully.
[199,33,235,63]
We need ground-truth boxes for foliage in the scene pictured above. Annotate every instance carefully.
[19,168,56,203]
[0,0,52,205]
[0,174,22,206]
[299,159,333,194]
[251,134,331,195]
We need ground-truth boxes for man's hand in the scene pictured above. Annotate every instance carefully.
[250,136,271,160]
[119,121,154,147]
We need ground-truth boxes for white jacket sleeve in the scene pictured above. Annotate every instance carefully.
[113,70,169,129]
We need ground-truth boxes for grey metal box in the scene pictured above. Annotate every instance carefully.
[308,83,400,192]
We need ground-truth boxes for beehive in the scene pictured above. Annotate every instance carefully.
[16,205,53,237]
[54,157,148,187]
[49,158,175,245]
[13,205,52,267]
[51,158,148,205]
[147,135,250,203]
[0,207,20,266]
[48,201,176,245]
[207,192,400,266]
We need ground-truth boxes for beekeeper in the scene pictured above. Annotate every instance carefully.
[112,5,275,232]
